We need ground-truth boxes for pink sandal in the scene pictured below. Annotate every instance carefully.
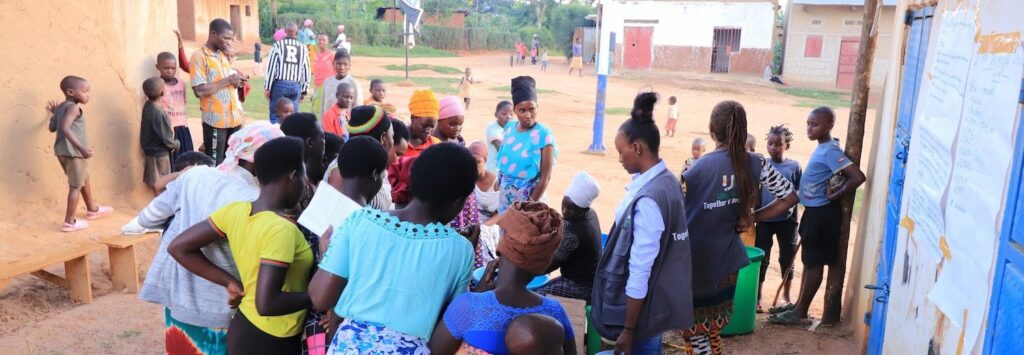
[61,219,90,232]
[86,205,113,220]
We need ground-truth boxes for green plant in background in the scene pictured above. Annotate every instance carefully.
[546,4,595,60]
[384,64,463,74]
[777,87,852,108]
[605,107,631,116]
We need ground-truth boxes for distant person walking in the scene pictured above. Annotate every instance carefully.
[569,38,584,77]
[191,19,247,165]
[334,25,351,54]
[300,19,317,64]
[265,22,311,124]
[531,34,540,65]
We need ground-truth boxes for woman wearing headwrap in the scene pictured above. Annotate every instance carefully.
[389,89,441,206]
[429,202,577,355]
[433,96,479,233]
[135,122,284,354]
[495,76,556,213]
[536,171,603,302]
[343,104,396,210]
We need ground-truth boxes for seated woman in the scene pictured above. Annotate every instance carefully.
[308,143,478,353]
[536,171,601,303]
[429,202,577,355]
[169,137,313,353]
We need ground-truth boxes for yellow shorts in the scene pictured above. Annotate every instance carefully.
[570,56,583,70]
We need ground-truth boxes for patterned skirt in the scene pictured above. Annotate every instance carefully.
[164,308,228,355]
[680,273,739,337]
[328,319,428,355]
[497,173,538,213]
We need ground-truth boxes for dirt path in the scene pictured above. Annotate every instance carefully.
[0,53,867,354]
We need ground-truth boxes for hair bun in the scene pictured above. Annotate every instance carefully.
[630,92,658,123]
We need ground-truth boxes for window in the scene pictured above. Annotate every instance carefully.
[805,35,823,58]
[245,5,251,16]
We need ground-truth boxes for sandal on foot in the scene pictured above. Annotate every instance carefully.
[86,205,113,220]
[769,303,797,314]
[61,219,90,232]
[768,310,811,325]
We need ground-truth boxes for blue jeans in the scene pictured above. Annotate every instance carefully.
[268,80,301,124]
[632,334,663,355]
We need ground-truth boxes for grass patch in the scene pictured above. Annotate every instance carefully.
[375,76,462,95]
[488,86,559,95]
[777,87,851,108]
[853,186,865,216]
[384,64,463,75]
[605,107,631,116]
[186,77,271,120]
[352,44,457,58]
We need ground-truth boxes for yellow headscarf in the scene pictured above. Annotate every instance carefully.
[408,89,439,118]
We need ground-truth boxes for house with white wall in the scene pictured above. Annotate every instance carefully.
[598,0,779,74]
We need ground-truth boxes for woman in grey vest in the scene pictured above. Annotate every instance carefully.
[677,100,798,354]
[592,92,692,354]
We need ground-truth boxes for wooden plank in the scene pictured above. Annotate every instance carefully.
[64,256,92,304]
[0,241,103,279]
[108,245,140,293]
[29,270,69,289]
[101,233,158,249]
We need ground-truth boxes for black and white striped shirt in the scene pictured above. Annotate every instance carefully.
[264,37,311,93]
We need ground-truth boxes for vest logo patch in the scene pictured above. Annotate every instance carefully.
[672,231,689,241]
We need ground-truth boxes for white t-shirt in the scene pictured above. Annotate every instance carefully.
[667,105,679,120]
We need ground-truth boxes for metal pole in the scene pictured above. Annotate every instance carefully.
[822,0,880,325]
[405,32,410,80]
[588,31,613,154]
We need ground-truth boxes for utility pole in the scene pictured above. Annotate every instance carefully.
[588,28,613,155]
[823,0,880,325]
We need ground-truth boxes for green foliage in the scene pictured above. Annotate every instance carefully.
[777,88,851,108]
[466,28,518,51]
[352,44,458,58]
[546,4,594,60]
[605,107,631,116]
[384,64,463,74]
[421,25,465,51]
[517,26,553,51]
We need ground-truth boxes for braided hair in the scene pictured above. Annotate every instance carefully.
[767,124,794,149]
[710,100,755,228]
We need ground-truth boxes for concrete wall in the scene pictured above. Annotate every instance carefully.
[849,0,1023,353]
[0,0,178,228]
[186,0,261,49]
[782,3,897,87]
[601,0,777,73]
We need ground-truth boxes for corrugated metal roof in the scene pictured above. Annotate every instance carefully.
[791,0,897,5]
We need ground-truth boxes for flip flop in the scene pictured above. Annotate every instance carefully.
[86,205,113,220]
[61,219,90,232]
[768,310,812,326]
[769,303,797,314]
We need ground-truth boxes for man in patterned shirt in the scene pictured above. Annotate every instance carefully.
[190,19,246,165]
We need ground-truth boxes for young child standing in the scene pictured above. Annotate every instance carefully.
[155,51,193,165]
[323,82,355,138]
[485,100,514,173]
[363,79,397,114]
[459,68,478,109]
[49,76,112,232]
[769,107,865,326]
[540,48,549,72]
[681,137,706,174]
[274,97,296,123]
[665,96,679,137]
[140,77,181,194]
[756,125,802,313]
[319,49,362,116]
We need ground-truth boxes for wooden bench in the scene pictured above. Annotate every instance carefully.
[0,240,104,303]
[100,233,159,293]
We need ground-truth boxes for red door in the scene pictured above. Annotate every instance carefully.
[624,26,653,70]
[836,37,860,89]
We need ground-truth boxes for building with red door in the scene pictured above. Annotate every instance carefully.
[780,0,897,89]
[598,0,779,74]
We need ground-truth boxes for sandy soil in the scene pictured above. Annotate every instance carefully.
[0,51,869,354]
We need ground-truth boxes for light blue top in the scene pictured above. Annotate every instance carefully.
[485,121,505,172]
[442,291,574,354]
[799,140,852,207]
[497,121,556,180]
[298,28,317,45]
[613,161,667,299]
[319,208,474,340]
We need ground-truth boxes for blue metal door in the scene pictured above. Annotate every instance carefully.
[866,7,933,354]
[983,81,1024,354]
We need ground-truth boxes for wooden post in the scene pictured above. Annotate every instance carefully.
[823,0,880,325]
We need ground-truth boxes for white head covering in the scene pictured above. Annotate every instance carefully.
[564,171,600,208]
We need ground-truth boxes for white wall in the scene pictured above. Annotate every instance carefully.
[601,0,776,49]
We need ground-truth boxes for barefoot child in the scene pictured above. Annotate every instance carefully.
[363,79,397,114]
[681,137,706,174]
[155,51,193,165]
[49,76,112,232]
[459,68,478,109]
[665,96,679,137]
[274,97,296,123]
[429,202,576,355]
[323,82,355,138]
[540,48,549,72]
[756,125,802,313]
[769,106,865,326]
[141,77,181,194]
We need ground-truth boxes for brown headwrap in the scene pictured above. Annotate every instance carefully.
[496,201,564,275]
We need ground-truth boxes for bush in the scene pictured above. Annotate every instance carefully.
[467,28,518,51]
[547,4,595,60]
[420,25,464,51]
[517,26,554,54]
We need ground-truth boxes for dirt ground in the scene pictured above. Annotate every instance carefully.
[0,50,870,354]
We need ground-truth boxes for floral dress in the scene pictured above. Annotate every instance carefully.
[495,121,556,213]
